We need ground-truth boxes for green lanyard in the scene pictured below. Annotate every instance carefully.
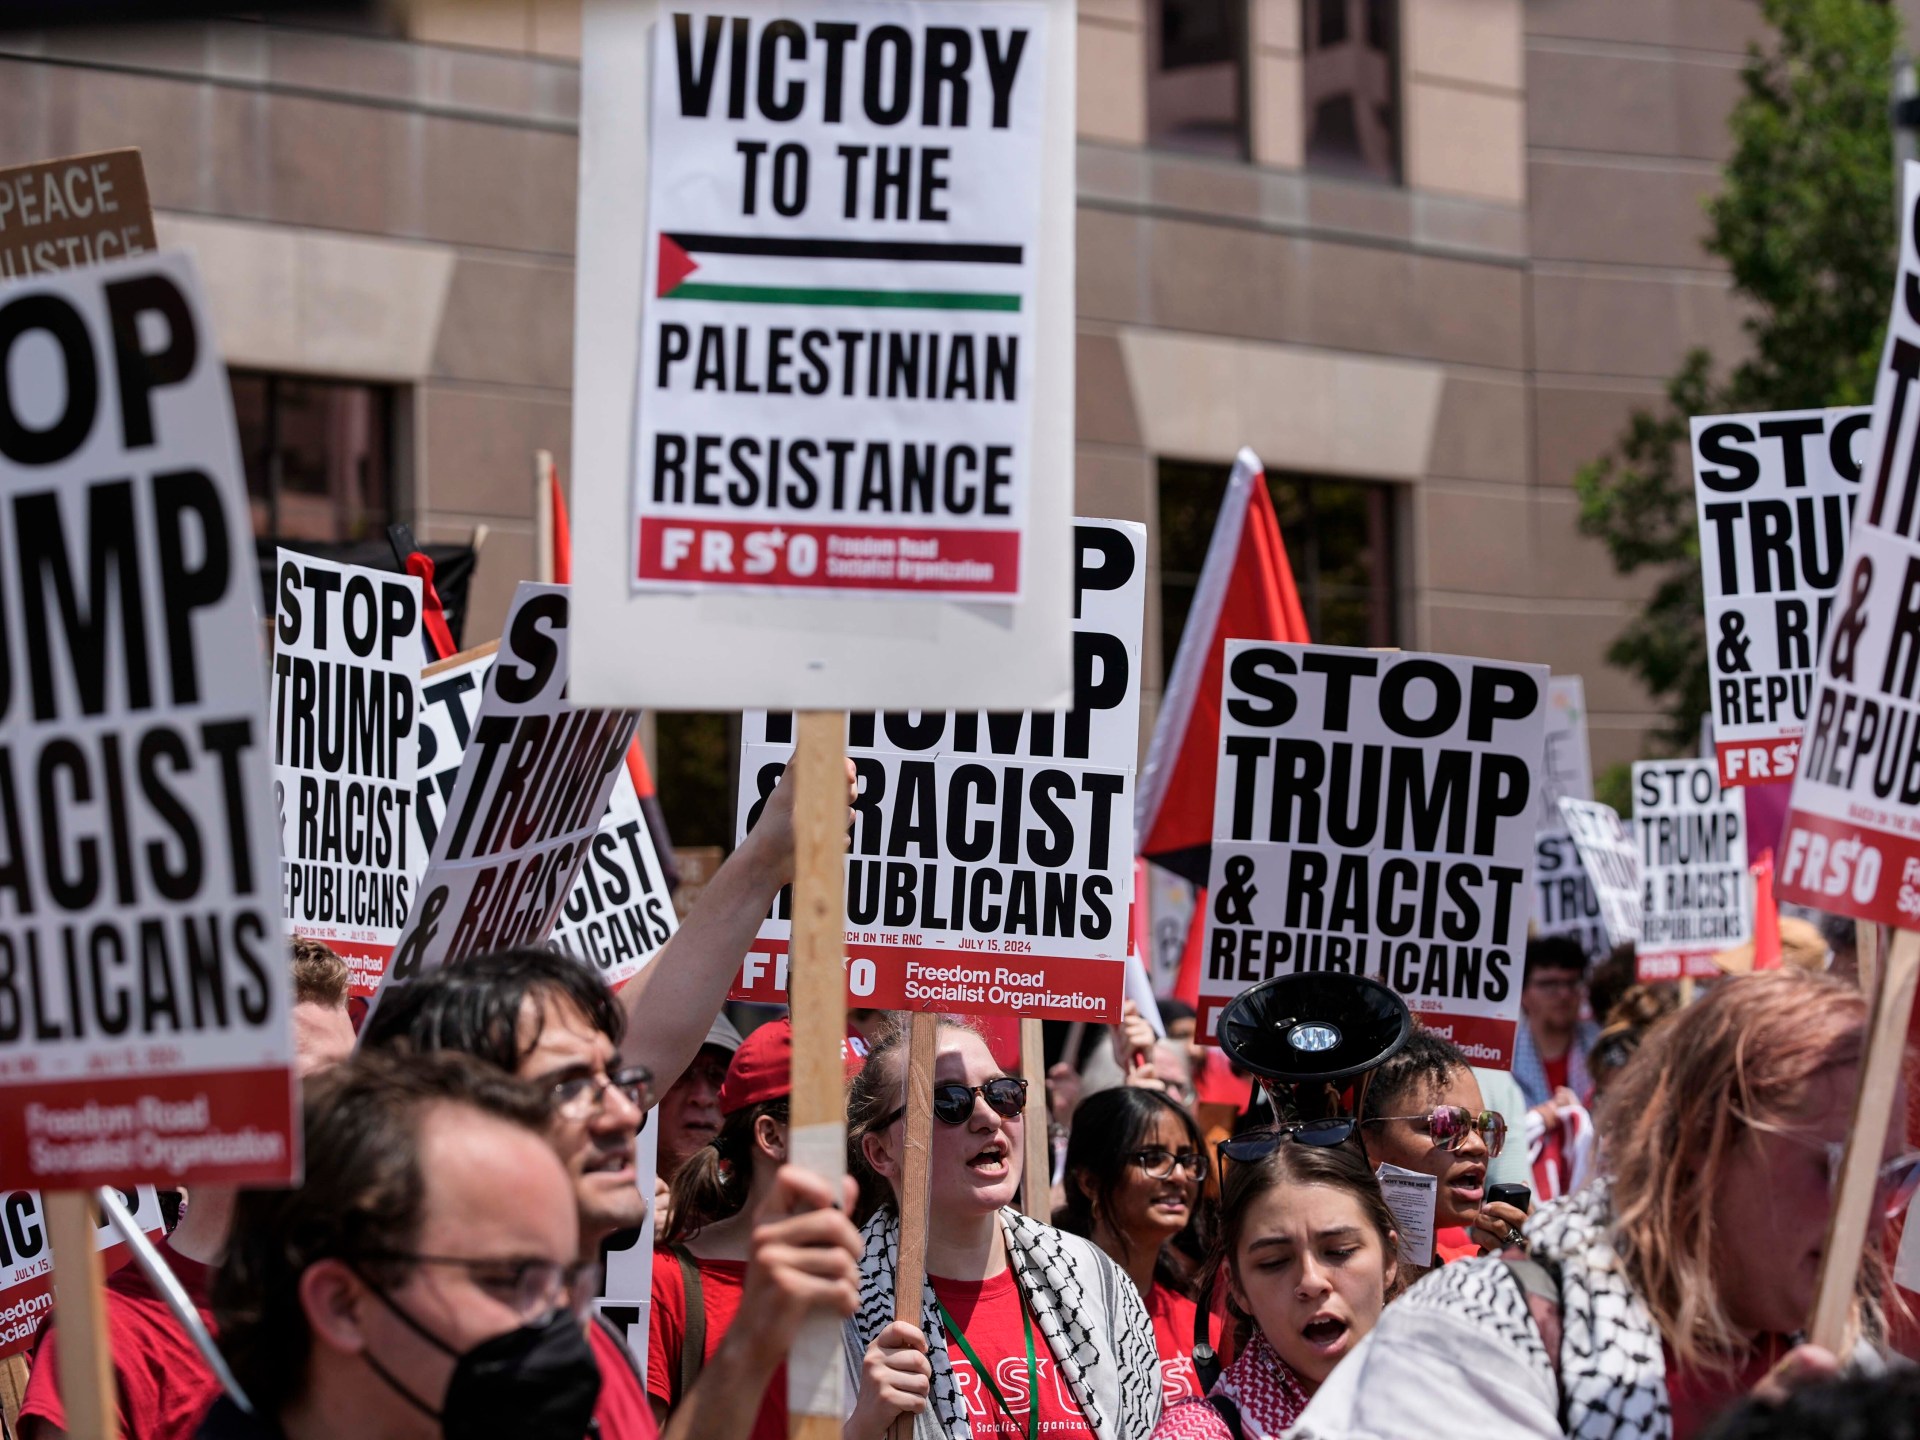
[937,1293,1038,1440]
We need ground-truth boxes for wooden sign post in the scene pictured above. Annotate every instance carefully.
[889,1014,939,1440]
[45,1194,116,1440]
[789,714,852,1440]
[1020,1020,1051,1220]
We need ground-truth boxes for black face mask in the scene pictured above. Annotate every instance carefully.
[356,1279,602,1440]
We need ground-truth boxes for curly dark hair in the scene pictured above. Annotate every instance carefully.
[212,1050,554,1414]
[1358,1025,1471,1124]
[359,945,625,1070]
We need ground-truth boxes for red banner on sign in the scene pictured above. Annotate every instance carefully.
[637,518,1020,597]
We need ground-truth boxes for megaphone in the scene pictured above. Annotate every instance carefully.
[1217,970,1412,1125]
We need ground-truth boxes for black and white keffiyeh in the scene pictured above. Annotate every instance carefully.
[847,1205,1162,1440]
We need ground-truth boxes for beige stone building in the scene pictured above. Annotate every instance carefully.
[0,0,1857,826]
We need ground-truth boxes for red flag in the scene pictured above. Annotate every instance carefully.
[1751,848,1781,971]
[549,462,572,585]
[1173,886,1207,1008]
[405,552,459,663]
[1137,449,1311,885]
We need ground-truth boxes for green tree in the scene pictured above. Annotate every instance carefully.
[1574,0,1898,747]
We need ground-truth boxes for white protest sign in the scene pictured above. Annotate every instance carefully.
[570,0,1076,711]
[1532,829,1608,962]
[411,646,496,881]
[270,551,422,996]
[1633,759,1749,980]
[372,584,639,1006]
[732,519,1144,1020]
[1556,798,1641,951]
[1539,676,1593,817]
[1781,168,1920,922]
[0,251,298,1188]
[1692,407,1869,787]
[0,1186,164,1359]
[553,760,678,990]
[1373,1162,1436,1269]
[1199,644,1548,1067]
[594,1118,658,1376]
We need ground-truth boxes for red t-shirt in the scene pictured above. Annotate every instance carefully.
[19,1242,220,1440]
[1663,1338,1783,1440]
[1144,1284,1204,1405]
[648,1251,784,1440]
[930,1269,1091,1438]
[1433,1227,1480,1264]
[590,1317,659,1440]
[1542,1054,1571,1096]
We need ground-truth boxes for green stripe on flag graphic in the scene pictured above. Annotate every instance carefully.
[664,282,1020,312]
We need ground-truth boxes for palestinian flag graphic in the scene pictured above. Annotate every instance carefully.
[654,232,1024,312]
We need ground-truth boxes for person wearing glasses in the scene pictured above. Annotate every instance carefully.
[200,1049,599,1439]
[650,1018,870,1439]
[844,1017,1162,1440]
[361,948,864,1440]
[1056,1088,1212,1406]
[1150,1140,1400,1440]
[1291,971,1920,1440]
[1356,1028,1529,1264]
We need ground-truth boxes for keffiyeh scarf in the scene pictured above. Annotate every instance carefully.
[848,1206,1162,1440]
[1153,1332,1310,1440]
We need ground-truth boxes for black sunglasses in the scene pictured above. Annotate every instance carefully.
[878,1077,1028,1129]
[1217,1117,1360,1165]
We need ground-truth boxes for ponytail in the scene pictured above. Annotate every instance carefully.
[664,1098,787,1245]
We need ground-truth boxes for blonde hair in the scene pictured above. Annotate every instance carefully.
[844,1014,997,1225]
[1598,970,1870,1370]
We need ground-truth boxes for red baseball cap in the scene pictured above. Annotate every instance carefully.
[718,1019,871,1116]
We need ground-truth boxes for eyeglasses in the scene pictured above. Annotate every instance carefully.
[1526,975,1585,995]
[351,1251,596,1319]
[1823,1145,1920,1221]
[549,1065,654,1122]
[1361,1106,1507,1158]
[877,1077,1029,1130]
[1127,1148,1208,1181]
[1217,1117,1361,1165]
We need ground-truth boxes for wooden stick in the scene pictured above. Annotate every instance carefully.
[1856,918,1880,996]
[889,1012,939,1440]
[1809,926,1920,1350]
[788,712,849,1440]
[45,1192,117,1440]
[1,1352,31,1435]
[535,450,555,585]
[1019,1018,1050,1219]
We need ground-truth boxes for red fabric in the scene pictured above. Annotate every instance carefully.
[1750,850,1781,970]
[549,464,573,585]
[1662,1337,1783,1440]
[648,1253,784,1440]
[1542,1054,1570,1095]
[19,1242,220,1440]
[404,552,458,662]
[1191,1050,1252,1111]
[1139,457,1311,876]
[1172,888,1207,1010]
[1433,1227,1479,1264]
[719,1019,870,1115]
[929,1269,1090,1437]
[590,1319,660,1440]
[1144,1284,1204,1405]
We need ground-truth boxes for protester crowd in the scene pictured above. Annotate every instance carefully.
[0,747,1908,1440]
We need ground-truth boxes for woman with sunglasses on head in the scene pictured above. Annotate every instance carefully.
[1291,971,1920,1440]
[1356,1028,1528,1263]
[843,1017,1162,1440]
[1150,1140,1401,1439]
[1057,1088,1214,1406]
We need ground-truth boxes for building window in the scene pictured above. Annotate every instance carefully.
[1302,0,1400,184]
[1158,458,1398,671]
[1148,0,1248,159]
[230,370,396,543]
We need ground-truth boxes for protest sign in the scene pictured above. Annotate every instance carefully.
[411,644,497,876]
[371,584,638,1006]
[0,1188,164,1360]
[1532,829,1608,962]
[1632,759,1749,981]
[570,0,1076,712]
[271,551,422,996]
[1199,644,1548,1066]
[732,519,1144,1020]
[1539,676,1593,816]
[1556,798,1642,952]
[594,1120,658,1375]
[0,251,297,1189]
[1692,407,1869,787]
[0,149,155,281]
[553,761,678,990]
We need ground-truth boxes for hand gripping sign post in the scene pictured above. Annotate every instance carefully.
[1631,759,1749,982]
[1692,407,1870,788]
[1198,644,1548,1066]
[571,5,1075,1432]
[1556,798,1643,953]
[732,519,1144,1022]
[0,251,297,1439]
[270,552,423,995]
[1779,161,1920,1351]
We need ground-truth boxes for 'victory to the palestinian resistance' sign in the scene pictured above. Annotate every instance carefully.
[1199,644,1548,1067]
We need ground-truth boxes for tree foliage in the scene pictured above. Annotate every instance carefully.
[1574,0,1898,747]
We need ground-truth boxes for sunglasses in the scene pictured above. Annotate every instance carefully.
[1824,1145,1920,1221]
[878,1077,1029,1130]
[1218,1117,1361,1165]
[1362,1105,1507,1158]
